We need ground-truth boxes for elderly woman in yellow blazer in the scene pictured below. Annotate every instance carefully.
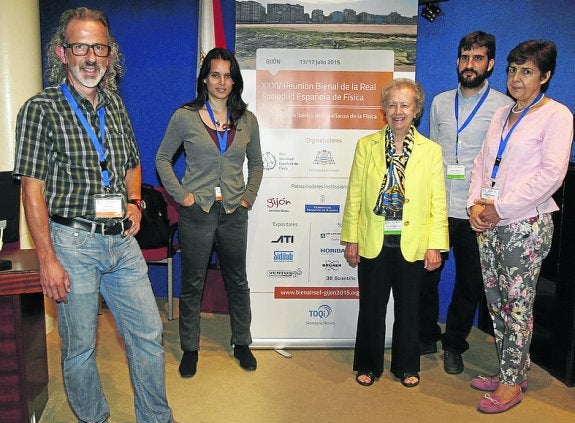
[341,78,449,388]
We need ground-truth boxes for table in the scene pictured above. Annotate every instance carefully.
[0,247,48,423]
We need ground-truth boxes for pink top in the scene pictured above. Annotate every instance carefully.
[468,99,574,225]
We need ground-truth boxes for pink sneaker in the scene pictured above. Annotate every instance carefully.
[477,391,523,413]
[471,375,528,392]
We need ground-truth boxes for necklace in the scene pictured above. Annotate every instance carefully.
[206,101,228,129]
[511,94,544,113]
[214,119,229,130]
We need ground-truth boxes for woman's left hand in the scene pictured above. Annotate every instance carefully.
[424,249,442,271]
[474,198,501,230]
[344,243,360,268]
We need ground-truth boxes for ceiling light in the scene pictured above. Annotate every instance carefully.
[421,2,441,23]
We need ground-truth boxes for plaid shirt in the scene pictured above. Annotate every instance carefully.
[14,82,140,218]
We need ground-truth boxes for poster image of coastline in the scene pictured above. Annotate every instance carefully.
[235,0,417,71]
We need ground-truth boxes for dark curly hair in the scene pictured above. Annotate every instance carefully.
[45,7,124,91]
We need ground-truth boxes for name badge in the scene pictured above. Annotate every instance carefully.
[214,186,223,201]
[384,218,402,235]
[94,193,124,219]
[447,164,466,179]
[481,187,500,200]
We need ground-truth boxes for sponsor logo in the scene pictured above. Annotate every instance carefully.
[322,260,342,270]
[313,150,335,165]
[320,247,345,255]
[308,304,332,319]
[273,250,294,262]
[320,231,341,240]
[325,275,357,281]
[267,197,291,213]
[266,268,303,278]
[272,235,294,243]
[267,197,291,208]
[278,152,299,170]
[262,152,277,170]
[305,204,340,213]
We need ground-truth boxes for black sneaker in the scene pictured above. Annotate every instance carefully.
[444,350,464,374]
[179,350,198,378]
[420,341,438,356]
[233,345,257,371]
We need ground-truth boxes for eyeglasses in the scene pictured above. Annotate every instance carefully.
[63,43,111,57]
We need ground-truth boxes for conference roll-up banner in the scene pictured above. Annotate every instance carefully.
[236,1,418,348]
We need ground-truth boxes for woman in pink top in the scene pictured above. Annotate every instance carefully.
[467,40,573,414]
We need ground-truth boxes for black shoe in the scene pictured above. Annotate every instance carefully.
[234,345,257,371]
[400,372,420,388]
[444,350,464,374]
[356,371,377,387]
[179,350,198,378]
[420,341,438,356]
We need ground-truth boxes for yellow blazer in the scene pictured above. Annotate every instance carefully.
[341,126,449,261]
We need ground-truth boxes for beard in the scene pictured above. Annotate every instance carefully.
[68,60,107,89]
[457,68,489,89]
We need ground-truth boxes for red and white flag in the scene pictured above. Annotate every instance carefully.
[199,0,227,65]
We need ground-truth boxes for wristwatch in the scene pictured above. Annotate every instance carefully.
[128,198,147,211]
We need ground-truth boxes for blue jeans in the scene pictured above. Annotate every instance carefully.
[178,202,252,351]
[51,222,172,423]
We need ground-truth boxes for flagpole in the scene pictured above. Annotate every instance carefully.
[199,0,227,67]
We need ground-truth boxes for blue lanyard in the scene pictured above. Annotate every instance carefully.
[205,101,229,155]
[490,91,544,184]
[61,84,109,189]
[454,86,490,163]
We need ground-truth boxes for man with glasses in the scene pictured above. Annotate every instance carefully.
[14,8,174,422]
[419,31,513,374]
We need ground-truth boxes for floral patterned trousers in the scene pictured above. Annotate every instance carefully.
[477,213,553,385]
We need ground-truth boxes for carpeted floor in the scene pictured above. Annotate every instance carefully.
[39,299,575,422]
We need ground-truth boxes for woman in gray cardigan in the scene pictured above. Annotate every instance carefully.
[156,48,263,378]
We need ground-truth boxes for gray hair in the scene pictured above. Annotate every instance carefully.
[381,78,425,120]
[44,7,124,91]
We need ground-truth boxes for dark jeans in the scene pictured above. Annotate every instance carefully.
[354,243,424,378]
[178,202,252,351]
[420,217,484,353]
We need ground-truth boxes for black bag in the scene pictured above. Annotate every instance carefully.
[135,184,170,249]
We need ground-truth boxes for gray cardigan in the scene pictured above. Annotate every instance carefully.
[156,107,263,213]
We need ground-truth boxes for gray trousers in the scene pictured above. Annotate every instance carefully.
[178,202,252,351]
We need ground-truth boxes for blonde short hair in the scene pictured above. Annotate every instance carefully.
[381,78,425,120]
